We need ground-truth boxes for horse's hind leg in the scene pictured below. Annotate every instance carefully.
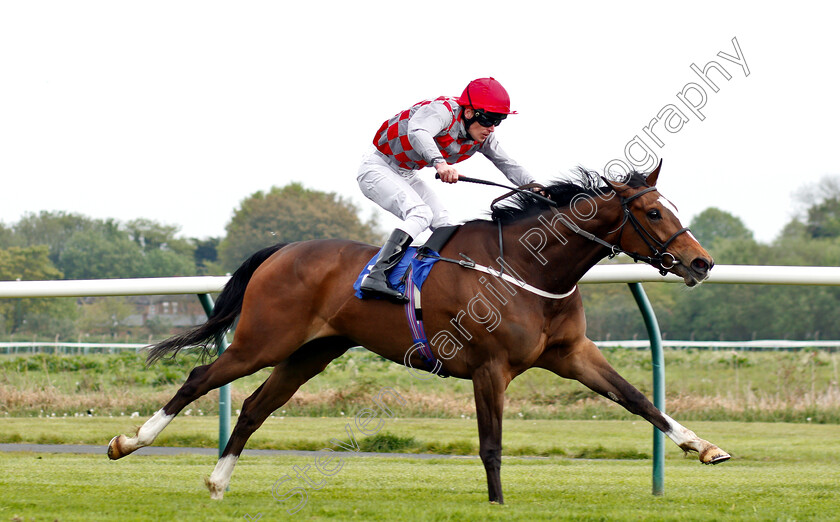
[206,339,352,500]
[108,345,267,460]
[536,339,730,464]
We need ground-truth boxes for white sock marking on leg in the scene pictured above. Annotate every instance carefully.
[660,412,698,446]
[209,455,239,491]
[135,409,174,446]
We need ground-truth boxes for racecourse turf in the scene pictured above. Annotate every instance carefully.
[1,418,839,521]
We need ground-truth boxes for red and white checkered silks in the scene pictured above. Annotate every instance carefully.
[372,96,481,170]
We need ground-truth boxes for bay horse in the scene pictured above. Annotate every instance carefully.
[107,161,730,504]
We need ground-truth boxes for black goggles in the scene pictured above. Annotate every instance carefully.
[473,109,507,128]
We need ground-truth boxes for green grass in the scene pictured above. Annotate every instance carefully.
[2,451,839,520]
[3,349,839,519]
[2,418,840,519]
[2,417,840,465]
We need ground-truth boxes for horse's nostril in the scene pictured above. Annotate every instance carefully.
[691,258,710,273]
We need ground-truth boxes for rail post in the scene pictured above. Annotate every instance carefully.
[628,282,665,496]
[197,293,231,458]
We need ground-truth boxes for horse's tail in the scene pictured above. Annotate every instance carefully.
[145,243,288,366]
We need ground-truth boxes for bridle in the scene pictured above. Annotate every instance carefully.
[558,186,690,275]
[439,176,691,280]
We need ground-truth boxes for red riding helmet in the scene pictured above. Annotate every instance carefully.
[456,77,517,114]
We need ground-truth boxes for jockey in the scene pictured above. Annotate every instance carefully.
[357,77,536,302]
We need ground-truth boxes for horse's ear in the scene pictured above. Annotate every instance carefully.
[600,175,624,195]
[646,159,663,186]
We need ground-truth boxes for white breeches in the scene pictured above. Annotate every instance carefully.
[357,149,454,239]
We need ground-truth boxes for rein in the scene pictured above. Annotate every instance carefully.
[455,177,690,280]
[554,186,689,275]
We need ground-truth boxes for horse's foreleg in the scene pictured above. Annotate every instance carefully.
[206,341,351,500]
[108,347,265,460]
[471,363,511,504]
[537,340,730,464]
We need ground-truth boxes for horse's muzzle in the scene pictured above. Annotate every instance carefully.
[684,256,714,286]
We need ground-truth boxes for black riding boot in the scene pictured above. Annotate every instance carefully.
[360,229,413,303]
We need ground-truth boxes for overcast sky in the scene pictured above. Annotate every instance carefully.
[2,1,838,244]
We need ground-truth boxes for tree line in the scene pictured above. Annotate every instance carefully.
[0,183,382,337]
[2,177,839,341]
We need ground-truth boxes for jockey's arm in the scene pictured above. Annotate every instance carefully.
[406,104,459,182]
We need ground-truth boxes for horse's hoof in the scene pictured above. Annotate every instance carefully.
[205,476,226,500]
[107,435,127,460]
[700,446,731,465]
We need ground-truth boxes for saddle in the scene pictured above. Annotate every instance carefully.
[352,225,458,299]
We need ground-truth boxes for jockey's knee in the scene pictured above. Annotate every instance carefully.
[403,205,434,238]
[430,210,455,230]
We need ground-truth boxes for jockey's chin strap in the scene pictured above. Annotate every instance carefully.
[561,186,690,276]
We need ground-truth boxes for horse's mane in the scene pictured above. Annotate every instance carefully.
[485,168,650,224]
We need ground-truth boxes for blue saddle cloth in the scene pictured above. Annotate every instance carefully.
[353,247,440,299]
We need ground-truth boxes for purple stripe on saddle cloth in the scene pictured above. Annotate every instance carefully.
[404,267,448,377]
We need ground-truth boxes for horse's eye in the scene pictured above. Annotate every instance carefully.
[647,209,662,220]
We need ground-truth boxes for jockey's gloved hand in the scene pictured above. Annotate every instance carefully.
[434,161,460,183]
[529,185,547,197]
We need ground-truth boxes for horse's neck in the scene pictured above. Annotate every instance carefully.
[502,204,623,292]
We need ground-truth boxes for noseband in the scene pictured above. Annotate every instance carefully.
[560,186,690,276]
